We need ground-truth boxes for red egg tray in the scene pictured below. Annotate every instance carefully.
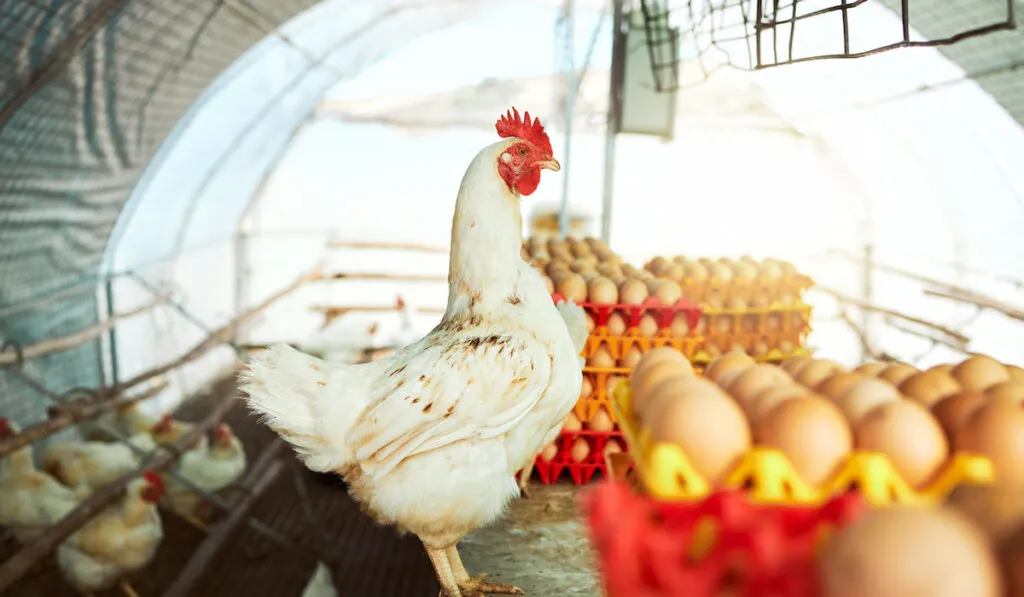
[551,293,704,333]
[583,483,865,597]
[530,429,632,486]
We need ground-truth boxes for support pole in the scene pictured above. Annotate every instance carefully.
[601,0,626,243]
[558,0,576,239]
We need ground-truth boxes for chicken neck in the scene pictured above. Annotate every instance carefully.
[445,142,524,321]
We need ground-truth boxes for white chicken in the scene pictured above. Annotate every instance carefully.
[0,417,87,543]
[243,107,582,597]
[86,403,159,442]
[150,413,208,450]
[301,561,338,597]
[161,423,247,531]
[42,433,157,492]
[57,471,164,597]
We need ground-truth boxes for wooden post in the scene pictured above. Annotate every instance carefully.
[0,394,240,593]
[815,286,969,344]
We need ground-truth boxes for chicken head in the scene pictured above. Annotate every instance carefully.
[140,471,166,503]
[495,108,560,196]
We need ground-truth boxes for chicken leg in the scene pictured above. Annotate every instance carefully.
[517,462,535,499]
[446,545,524,595]
[120,581,140,597]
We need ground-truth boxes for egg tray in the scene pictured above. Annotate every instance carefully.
[691,345,812,366]
[583,482,863,597]
[609,380,996,507]
[583,332,702,362]
[671,274,814,306]
[551,292,704,332]
[529,429,632,486]
[697,303,812,349]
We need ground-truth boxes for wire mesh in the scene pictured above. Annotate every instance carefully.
[635,0,1017,90]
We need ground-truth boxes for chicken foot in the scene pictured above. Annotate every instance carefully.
[517,463,535,499]
[447,545,524,595]
[425,545,524,597]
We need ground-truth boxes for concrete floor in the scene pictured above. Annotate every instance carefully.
[462,483,602,597]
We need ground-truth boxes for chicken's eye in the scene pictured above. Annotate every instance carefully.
[516,146,528,156]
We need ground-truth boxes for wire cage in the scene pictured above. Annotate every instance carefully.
[636,0,1017,91]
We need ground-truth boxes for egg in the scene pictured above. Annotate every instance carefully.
[587,277,619,304]
[647,383,751,484]
[854,400,949,488]
[1006,365,1024,385]
[780,355,812,376]
[619,278,649,305]
[953,354,1010,391]
[586,346,616,369]
[637,314,659,337]
[931,391,987,441]
[854,362,888,377]
[606,313,627,336]
[640,376,729,422]
[819,507,1001,597]
[669,314,691,337]
[629,358,694,416]
[685,262,709,282]
[603,439,624,457]
[542,275,555,294]
[654,280,683,305]
[704,349,756,385]
[586,408,615,432]
[605,374,626,397]
[1000,523,1024,596]
[755,396,851,485]
[955,400,1024,486]
[540,442,560,461]
[877,362,919,386]
[579,375,593,400]
[899,369,962,407]
[835,378,902,422]
[563,412,583,432]
[556,273,588,303]
[946,484,1024,543]
[619,345,644,369]
[633,346,692,378]
[815,372,865,401]
[985,381,1024,404]
[570,437,591,462]
[585,312,595,334]
[745,383,811,423]
[795,359,844,388]
[727,364,792,407]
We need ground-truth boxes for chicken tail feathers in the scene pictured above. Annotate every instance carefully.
[240,344,353,473]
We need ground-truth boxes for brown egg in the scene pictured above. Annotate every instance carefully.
[998,519,1024,596]
[619,278,649,305]
[633,346,693,380]
[795,359,844,388]
[606,313,627,336]
[986,381,1024,404]
[603,438,624,457]
[542,275,555,294]
[899,369,962,407]
[586,346,616,369]
[780,355,812,376]
[931,391,987,441]
[641,376,730,422]
[1006,365,1024,385]
[563,412,583,432]
[647,384,751,484]
[953,354,1010,391]
[637,314,659,337]
[878,362,919,386]
[930,363,955,375]
[587,408,615,432]
[654,280,683,305]
[835,378,901,422]
[755,396,851,485]
[727,364,792,407]
[815,372,866,401]
[587,277,618,304]
[854,400,949,488]
[704,349,756,385]
[540,442,560,461]
[570,437,591,462]
[619,345,644,369]
[669,314,691,337]
[854,362,888,377]
[746,384,811,423]
[579,375,593,400]
[947,484,1024,543]
[819,507,1001,597]
[556,273,588,303]
[956,400,1024,486]
[629,357,695,416]
[585,313,596,334]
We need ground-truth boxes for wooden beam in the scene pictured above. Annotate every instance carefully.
[324,272,447,283]
[885,318,969,353]
[815,286,969,344]
[0,294,169,366]
[0,380,169,458]
[160,440,286,597]
[326,240,449,254]
[837,309,890,362]
[0,393,240,593]
[308,304,445,315]
[923,288,1024,323]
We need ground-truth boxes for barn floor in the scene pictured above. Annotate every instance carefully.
[2,377,601,597]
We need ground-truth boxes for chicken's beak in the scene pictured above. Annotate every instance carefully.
[539,157,561,172]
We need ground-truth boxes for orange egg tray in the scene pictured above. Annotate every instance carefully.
[694,303,813,357]
[526,429,631,486]
[551,293,704,332]
[671,273,814,305]
[609,380,996,507]
[584,482,863,597]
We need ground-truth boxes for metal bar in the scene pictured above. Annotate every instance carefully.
[325,272,447,282]
[600,0,625,244]
[558,0,576,240]
[860,244,873,363]
[105,278,121,387]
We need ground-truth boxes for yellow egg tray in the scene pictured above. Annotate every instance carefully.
[691,346,812,366]
[672,274,814,305]
[608,379,996,507]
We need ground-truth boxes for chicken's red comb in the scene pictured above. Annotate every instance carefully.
[496,107,553,155]
[0,417,11,438]
[143,470,165,492]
